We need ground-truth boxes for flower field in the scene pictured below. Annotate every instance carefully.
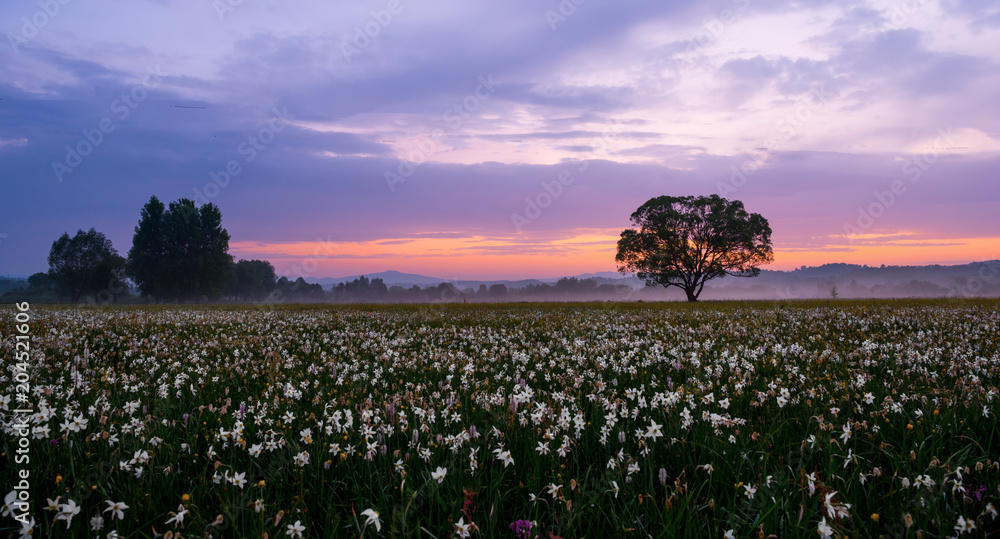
[2,300,1000,538]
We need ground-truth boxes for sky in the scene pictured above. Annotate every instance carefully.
[1,0,998,280]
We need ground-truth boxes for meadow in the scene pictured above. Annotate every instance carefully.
[2,300,999,538]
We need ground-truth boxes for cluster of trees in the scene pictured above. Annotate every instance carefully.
[14,195,287,304]
[14,228,129,303]
[223,263,325,303]
[128,197,231,302]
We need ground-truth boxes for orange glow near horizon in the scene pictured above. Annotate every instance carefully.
[773,236,1000,270]
[230,233,1000,280]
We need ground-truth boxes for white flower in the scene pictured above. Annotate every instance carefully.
[645,420,663,440]
[536,441,550,455]
[840,423,851,444]
[56,499,80,528]
[743,483,756,500]
[824,491,851,519]
[249,443,263,457]
[104,500,129,520]
[18,515,35,538]
[293,451,310,467]
[818,517,833,539]
[165,504,188,527]
[454,516,472,538]
[361,508,381,532]
[546,483,561,497]
[608,480,620,498]
[286,519,306,538]
[842,448,854,468]
[69,414,88,432]
[493,448,513,467]
[724,530,735,539]
[90,515,105,531]
[432,466,447,484]
[3,491,20,517]
[954,516,976,534]
[254,499,265,513]
[231,471,247,489]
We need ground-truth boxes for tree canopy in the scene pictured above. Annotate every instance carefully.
[616,194,773,302]
[226,259,278,301]
[47,228,124,302]
[128,196,232,302]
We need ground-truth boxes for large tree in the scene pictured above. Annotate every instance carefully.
[616,195,773,302]
[128,195,169,300]
[128,196,232,302]
[48,228,122,302]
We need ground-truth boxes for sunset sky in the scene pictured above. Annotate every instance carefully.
[2,0,998,280]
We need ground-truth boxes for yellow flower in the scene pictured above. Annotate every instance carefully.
[871,513,879,522]
[181,494,190,503]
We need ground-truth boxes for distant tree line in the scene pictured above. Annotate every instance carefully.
[324,276,631,303]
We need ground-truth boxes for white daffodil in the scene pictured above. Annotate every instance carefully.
[104,500,129,521]
[286,519,306,538]
[361,508,381,532]
[165,504,188,528]
[431,466,447,484]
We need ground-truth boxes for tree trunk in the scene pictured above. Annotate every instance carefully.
[684,287,699,302]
